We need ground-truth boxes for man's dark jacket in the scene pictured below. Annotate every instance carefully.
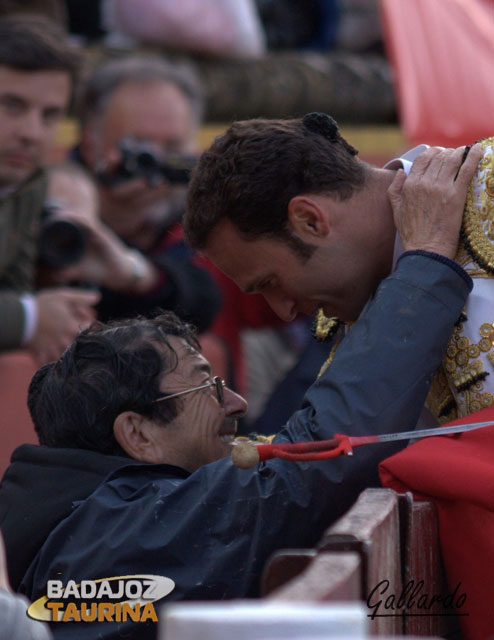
[0,169,46,349]
[0,254,472,639]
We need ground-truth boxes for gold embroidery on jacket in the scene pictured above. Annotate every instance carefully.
[428,318,494,423]
[427,365,458,423]
[460,138,494,275]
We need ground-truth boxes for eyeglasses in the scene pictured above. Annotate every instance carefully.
[152,376,225,406]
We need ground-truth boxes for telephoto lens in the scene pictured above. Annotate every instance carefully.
[37,204,87,268]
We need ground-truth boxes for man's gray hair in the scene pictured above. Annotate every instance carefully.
[79,55,204,126]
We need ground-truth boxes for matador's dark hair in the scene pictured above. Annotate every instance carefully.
[184,113,367,258]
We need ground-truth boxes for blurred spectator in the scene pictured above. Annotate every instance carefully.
[105,0,266,58]
[0,0,66,26]
[63,0,381,56]
[240,321,311,426]
[255,0,340,50]
[69,55,221,333]
[62,0,266,57]
[65,0,104,42]
[337,0,382,52]
[40,160,222,342]
[0,14,99,364]
[38,162,152,293]
[254,0,381,53]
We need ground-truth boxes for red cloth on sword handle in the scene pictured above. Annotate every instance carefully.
[231,434,356,469]
[258,434,354,462]
[230,418,494,469]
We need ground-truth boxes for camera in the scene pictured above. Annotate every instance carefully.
[95,137,197,188]
[37,203,87,268]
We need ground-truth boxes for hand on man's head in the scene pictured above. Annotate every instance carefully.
[388,143,483,259]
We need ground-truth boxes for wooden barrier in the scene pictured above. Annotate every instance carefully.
[266,552,361,603]
[401,501,459,637]
[263,488,460,637]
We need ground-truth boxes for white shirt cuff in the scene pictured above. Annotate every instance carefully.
[19,294,38,345]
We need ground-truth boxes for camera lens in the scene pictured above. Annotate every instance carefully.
[38,219,87,268]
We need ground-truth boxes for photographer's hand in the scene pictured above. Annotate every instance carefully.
[48,210,159,294]
[28,288,100,364]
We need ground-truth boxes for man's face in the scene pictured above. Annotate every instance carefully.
[88,80,197,160]
[0,66,71,188]
[150,337,247,472]
[81,81,198,237]
[204,218,391,323]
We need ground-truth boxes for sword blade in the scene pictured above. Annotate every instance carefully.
[371,419,494,444]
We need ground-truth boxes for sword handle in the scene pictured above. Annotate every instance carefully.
[231,434,354,469]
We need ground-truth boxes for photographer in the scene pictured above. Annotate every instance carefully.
[0,15,99,364]
[40,163,160,297]
[71,55,221,332]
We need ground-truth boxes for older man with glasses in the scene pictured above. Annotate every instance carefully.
[0,221,474,640]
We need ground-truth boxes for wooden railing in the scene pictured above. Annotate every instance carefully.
[262,488,459,637]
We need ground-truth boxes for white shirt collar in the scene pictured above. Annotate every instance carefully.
[383,144,429,173]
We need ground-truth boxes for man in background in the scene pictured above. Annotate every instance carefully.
[0,14,99,364]
[68,55,221,333]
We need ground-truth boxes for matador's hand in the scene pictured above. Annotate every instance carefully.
[388,143,483,259]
